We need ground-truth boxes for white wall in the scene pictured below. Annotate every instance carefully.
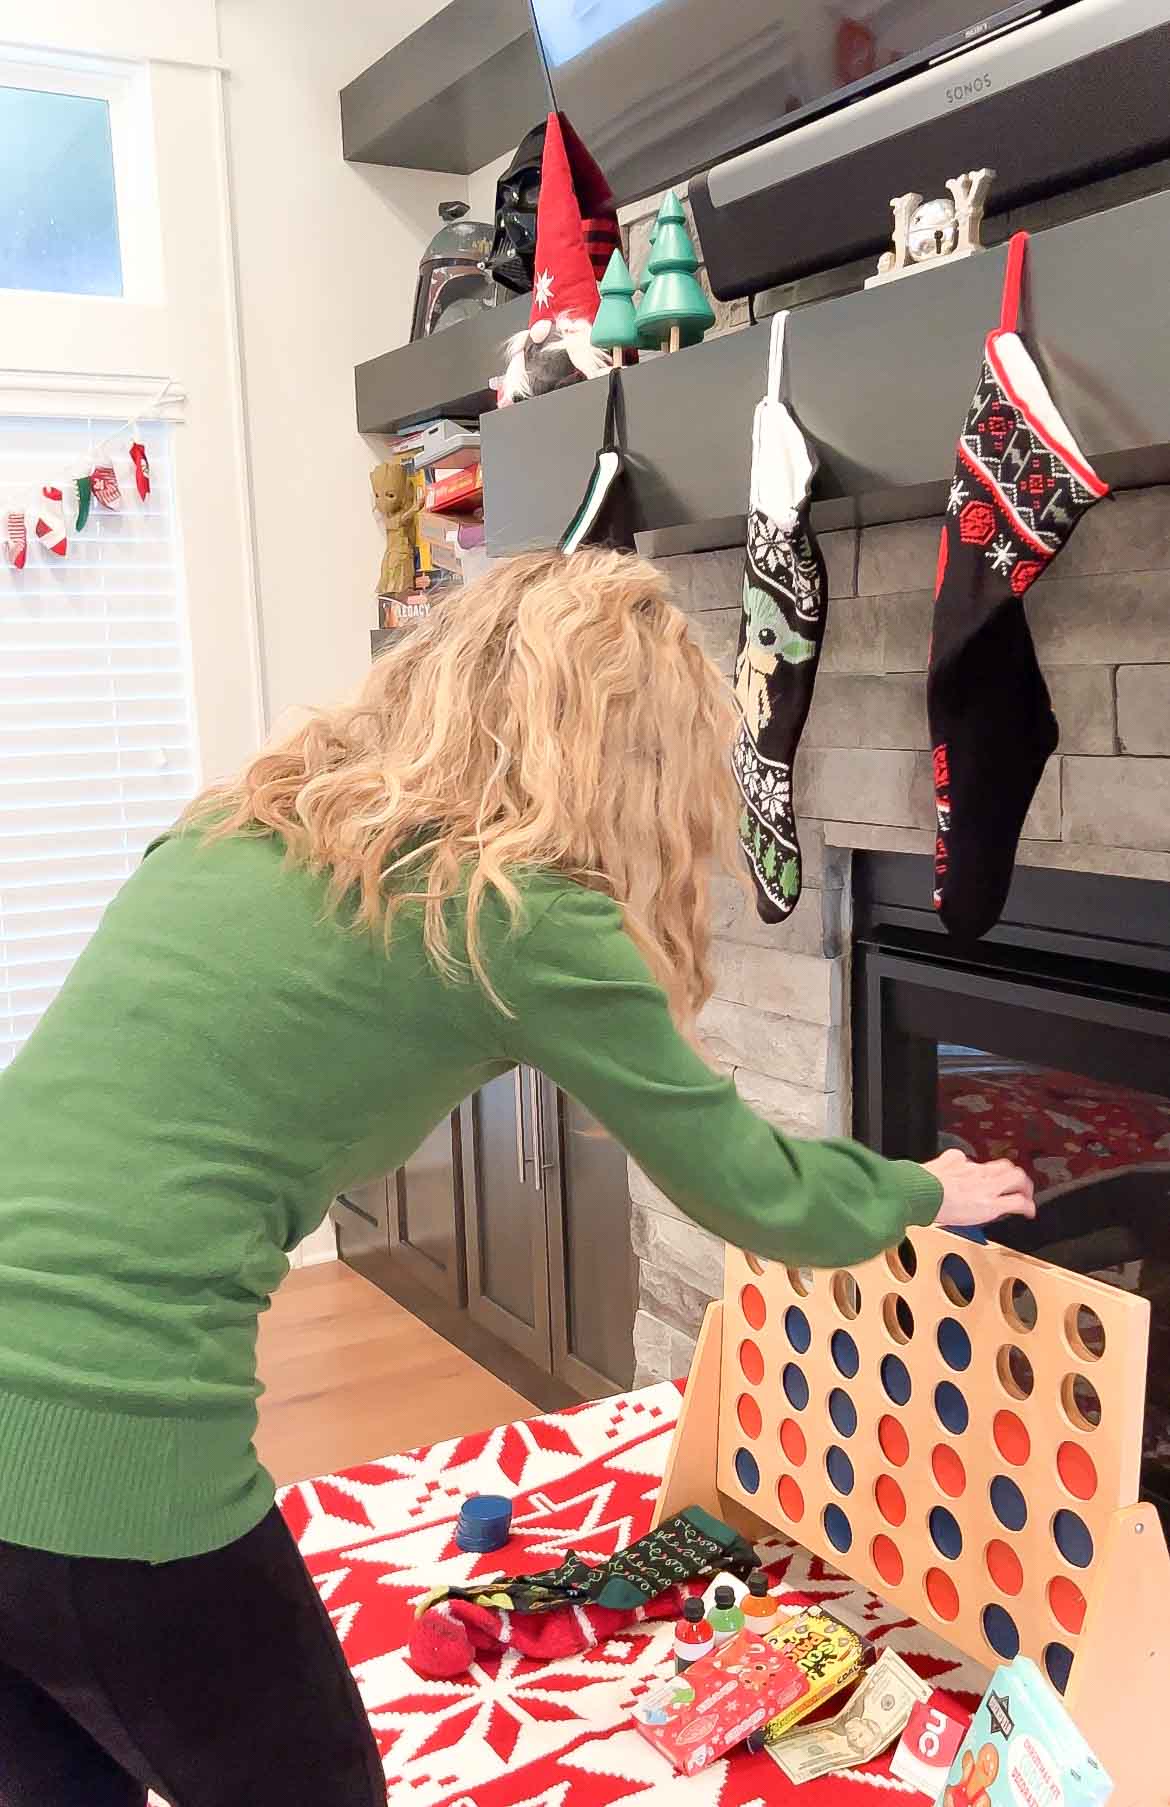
[215,0,462,733]
[467,148,515,228]
[0,0,219,65]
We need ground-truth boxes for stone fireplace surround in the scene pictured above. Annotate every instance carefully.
[631,493,1170,1383]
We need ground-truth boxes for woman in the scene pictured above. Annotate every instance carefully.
[0,548,1033,1805]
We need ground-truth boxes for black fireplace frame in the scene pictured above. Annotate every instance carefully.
[853,853,1170,1165]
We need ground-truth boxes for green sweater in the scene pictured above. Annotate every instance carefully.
[0,831,940,1561]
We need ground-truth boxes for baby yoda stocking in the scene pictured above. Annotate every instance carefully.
[732,311,828,922]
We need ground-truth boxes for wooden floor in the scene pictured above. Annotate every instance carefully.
[255,1262,533,1486]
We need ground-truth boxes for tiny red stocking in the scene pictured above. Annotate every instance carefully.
[4,510,28,569]
[91,463,122,510]
[35,487,68,557]
[129,441,151,501]
[410,1589,683,1680]
[927,233,1108,939]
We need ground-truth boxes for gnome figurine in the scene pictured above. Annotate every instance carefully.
[496,112,620,406]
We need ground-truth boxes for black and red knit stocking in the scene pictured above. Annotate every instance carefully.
[927,232,1108,940]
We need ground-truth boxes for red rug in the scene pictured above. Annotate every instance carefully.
[274,1381,984,1804]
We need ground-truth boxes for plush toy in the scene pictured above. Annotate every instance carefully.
[371,458,418,598]
[496,111,619,407]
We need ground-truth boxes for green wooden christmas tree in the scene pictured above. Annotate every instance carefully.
[591,248,640,365]
[635,190,715,352]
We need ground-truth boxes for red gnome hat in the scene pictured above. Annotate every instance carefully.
[530,111,620,329]
[498,112,621,405]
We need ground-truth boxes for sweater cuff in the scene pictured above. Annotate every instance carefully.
[888,1161,944,1227]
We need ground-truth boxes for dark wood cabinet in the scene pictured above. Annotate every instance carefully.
[335,1068,636,1404]
[333,1174,391,1271]
[461,1072,552,1369]
[389,1112,465,1307]
[545,1080,637,1397]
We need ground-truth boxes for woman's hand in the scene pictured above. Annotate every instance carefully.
[922,1147,1036,1231]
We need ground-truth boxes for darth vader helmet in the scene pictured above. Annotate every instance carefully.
[487,120,547,295]
[409,201,497,342]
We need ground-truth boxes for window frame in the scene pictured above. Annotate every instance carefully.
[0,47,164,304]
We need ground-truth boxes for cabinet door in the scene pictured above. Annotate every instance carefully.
[543,1079,638,1397]
[389,1112,465,1306]
[332,1175,391,1267]
[461,1070,552,1369]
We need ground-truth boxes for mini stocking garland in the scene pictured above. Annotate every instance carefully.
[91,463,121,510]
[4,510,27,569]
[732,312,829,922]
[129,440,151,501]
[927,232,1108,939]
[35,487,67,557]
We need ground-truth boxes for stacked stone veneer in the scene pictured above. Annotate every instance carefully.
[632,489,1170,1383]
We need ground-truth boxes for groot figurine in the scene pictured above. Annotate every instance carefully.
[371,458,419,596]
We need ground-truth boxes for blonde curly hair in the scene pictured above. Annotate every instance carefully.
[185,547,742,1028]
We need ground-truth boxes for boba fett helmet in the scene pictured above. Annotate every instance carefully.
[409,201,497,341]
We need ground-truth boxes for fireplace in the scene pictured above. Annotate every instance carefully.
[853,852,1170,1525]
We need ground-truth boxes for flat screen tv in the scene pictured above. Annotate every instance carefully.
[527,0,1073,205]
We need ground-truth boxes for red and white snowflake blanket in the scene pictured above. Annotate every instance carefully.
[275,1382,985,1805]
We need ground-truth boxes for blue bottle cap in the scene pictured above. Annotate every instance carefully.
[455,1493,512,1552]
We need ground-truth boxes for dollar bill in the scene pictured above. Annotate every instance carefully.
[765,1649,933,1784]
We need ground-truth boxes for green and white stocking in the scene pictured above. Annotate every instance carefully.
[732,312,828,922]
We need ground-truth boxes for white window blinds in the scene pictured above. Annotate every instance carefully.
[0,414,197,1069]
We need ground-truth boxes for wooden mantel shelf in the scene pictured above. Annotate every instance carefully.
[478,189,1170,556]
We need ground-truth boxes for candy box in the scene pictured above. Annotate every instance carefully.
[633,1629,813,1776]
[762,1605,869,1742]
[889,1692,969,1795]
[941,1658,1112,1807]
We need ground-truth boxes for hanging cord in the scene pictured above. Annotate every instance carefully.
[0,377,176,513]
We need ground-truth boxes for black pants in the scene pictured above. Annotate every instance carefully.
[0,1509,383,1806]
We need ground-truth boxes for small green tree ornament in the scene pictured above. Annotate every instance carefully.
[591,248,640,366]
[635,190,715,352]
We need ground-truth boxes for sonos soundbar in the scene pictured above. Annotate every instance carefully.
[691,0,1170,296]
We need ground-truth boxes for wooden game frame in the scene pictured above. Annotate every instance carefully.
[654,1230,1169,1805]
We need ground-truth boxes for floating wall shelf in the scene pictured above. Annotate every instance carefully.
[340,0,546,175]
[356,292,529,435]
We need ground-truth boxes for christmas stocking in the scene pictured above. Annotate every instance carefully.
[73,475,93,533]
[410,1587,683,1680]
[928,233,1108,940]
[732,312,828,922]
[35,487,67,557]
[91,463,122,509]
[4,510,27,569]
[130,441,151,501]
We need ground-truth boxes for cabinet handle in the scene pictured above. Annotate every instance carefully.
[514,1067,527,1184]
[530,1068,552,1191]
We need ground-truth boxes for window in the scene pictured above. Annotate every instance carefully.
[0,55,161,301]
[0,413,197,1068]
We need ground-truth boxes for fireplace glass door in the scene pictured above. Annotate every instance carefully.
[854,857,1170,1525]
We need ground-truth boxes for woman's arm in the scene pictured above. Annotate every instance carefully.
[496,885,1031,1269]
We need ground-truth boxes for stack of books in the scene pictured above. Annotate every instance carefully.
[378,418,486,630]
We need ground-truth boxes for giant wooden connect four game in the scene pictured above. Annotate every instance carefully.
[654,1226,1170,1804]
